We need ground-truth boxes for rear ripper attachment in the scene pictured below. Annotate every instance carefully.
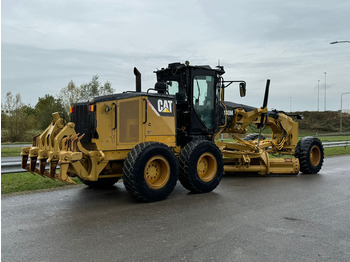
[21,112,107,184]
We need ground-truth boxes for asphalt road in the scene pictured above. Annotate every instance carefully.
[2,155,350,262]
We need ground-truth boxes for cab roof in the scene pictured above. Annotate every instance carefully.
[155,62,225,75]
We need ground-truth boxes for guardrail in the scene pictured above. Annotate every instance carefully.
[322,141,350,148]
[1,141,349,174]
[1,162,25,174]
[1,160,50,174]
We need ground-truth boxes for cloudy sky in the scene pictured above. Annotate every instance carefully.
[2,0,350,111]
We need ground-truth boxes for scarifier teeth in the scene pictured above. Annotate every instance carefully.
[21,155,28,169]
[72,133,85,151]
[66,135,72,151]
[30,157,37,172]
[50,161,58,179]
[67,134,80,151]
[39,159,50,178]
[57,164,75,184]
[63,133,84,152]
[32,135,39,147]
[63,135,69,151]
[59,174,75,184]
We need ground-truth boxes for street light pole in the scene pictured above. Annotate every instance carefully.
[324,72,327,111]
[340,92,350,132]
[330,41,350,131]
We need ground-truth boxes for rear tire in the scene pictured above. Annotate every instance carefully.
[295,137,324,174]
[123,142,178,202]
[179,140,223,193]
[79,177,119,188]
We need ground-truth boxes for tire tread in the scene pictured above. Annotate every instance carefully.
[295,137,324,174]
[179,140,223,193]
[123,142,178,202]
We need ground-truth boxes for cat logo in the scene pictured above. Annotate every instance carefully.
[148,97,175,117]
[158,99,173,113]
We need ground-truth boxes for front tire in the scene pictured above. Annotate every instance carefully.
[179,140,223,193]
[295,137,324,174]
[123,142,178,202]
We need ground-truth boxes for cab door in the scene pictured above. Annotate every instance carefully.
[190,70,217,134]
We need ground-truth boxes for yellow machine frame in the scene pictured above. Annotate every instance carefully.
[21,96,177,183]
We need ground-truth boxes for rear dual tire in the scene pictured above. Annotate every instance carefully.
[179,140,223,193]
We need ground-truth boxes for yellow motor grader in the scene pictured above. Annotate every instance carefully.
[21,62,324,202]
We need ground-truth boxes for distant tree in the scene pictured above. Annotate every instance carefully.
[22,105,36,117]
[34,94,68,130]
[79,75,114,100]
[58,75,114,114]
[58,80,81,114]
[100,81,114,95]
[1,92,33,142]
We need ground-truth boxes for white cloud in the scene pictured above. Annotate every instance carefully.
[2,0,350,111]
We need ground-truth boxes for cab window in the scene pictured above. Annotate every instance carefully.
[193,75,215,129]
[166,81,179,95]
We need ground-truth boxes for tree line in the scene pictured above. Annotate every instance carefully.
[1,75,114,142]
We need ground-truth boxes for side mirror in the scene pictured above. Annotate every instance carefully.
[239,82,246,97]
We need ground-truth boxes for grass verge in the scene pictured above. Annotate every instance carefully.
[1,172,82,195]
[324,146,350,157]
[318,136,350,142]
[1,147,23,157]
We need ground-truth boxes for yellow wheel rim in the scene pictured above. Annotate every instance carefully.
[197,153,217,182]
[144,156,170,189]
[310,145,321,166]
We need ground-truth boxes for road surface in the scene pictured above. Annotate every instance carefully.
[2,155,350,262]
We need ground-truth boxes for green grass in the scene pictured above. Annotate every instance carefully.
[324,146,350,157]
[269,147,349,158]
[1,147,23,157]
[318,136,350,142]
[298,130,313,137]
[1,172,82,195]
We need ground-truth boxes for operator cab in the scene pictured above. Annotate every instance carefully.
[155,62,225,146]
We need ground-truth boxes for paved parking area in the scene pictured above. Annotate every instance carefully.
[2,155,350,262]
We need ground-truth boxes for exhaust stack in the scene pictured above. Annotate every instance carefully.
[134,67,141,92]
